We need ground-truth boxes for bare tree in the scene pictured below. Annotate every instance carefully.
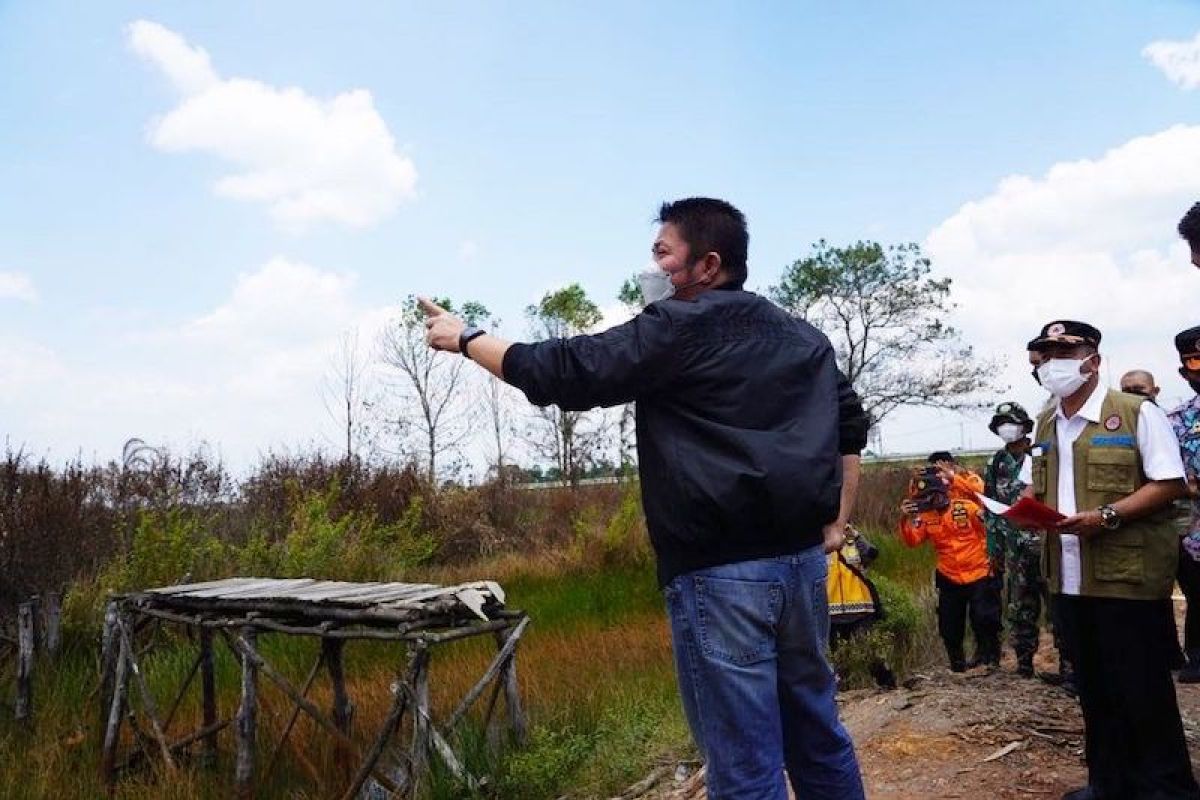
[769,240,999,428]
[376,296,488,482]
[321,329,370,461]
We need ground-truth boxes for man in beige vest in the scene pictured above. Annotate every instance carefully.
[1026,319,1197,800]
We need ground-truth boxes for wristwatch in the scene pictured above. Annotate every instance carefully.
[1097,504,1122,530]
[459,326,486,360]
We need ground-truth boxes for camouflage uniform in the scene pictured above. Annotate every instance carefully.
[984,446,1047,666]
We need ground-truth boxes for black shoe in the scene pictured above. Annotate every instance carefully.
[1061,786,1108,800]
[950,658,966,673]
[1180,652,1200,684]
[1017,659,1035,678]
[1061,677,1078,698]
[1037,670,1064,686]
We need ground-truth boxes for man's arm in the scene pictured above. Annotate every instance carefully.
[1056,401,1187,535]
[824,373,869,552]
[421,296,676,410]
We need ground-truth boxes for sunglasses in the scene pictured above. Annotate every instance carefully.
[1184,355,1200,371]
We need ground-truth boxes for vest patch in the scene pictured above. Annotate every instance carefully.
[1091,435,1135,447]
[1104,414,1122,431]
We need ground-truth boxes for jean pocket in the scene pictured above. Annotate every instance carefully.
[695,576,783,666]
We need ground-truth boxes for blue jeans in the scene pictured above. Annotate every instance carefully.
[665,545,865,800]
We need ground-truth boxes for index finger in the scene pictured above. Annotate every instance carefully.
[417,296,447,317]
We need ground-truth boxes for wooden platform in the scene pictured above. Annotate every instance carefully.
[99,576,530,798]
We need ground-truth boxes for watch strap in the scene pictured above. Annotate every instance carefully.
[460,327,486,360]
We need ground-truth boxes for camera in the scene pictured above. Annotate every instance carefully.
[909,466,949,512]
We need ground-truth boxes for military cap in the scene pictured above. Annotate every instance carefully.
[1027,320,1102,352]
[988,401,1033,434]
[1175,326,1200,359]
[1175,325,1200,370]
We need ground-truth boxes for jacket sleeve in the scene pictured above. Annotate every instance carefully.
[502,304,677,411]
[898,514,927,547]
[837,372,869,455]
[951,472,985,497]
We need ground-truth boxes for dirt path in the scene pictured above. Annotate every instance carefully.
[622,620,1200,800]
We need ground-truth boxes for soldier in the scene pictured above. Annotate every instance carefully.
[1026,319,1197,800]
[984,402,1038,676]
[1169,326,1200,684]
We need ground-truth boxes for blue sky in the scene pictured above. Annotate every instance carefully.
[3,1,1200,469]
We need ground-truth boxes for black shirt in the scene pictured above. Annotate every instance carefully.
[502,288,868,586]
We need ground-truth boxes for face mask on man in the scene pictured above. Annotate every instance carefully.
[637,267,675,304]
[996,422,1026,443]
[1036,356,1095,399]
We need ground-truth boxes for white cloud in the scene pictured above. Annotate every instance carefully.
[892,123,1200,454]
[1143,30,1200,90]
[127,20,417,230]
[0,257,399,470]
[0,272,38,303]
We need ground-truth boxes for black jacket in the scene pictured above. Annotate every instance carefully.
[502,287,868,586]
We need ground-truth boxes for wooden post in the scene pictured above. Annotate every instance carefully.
[411,644,431,782]
[117,618,177,772]
[235,627,258,800]
[100,621,130,786]
[200,628,218,769]
[42,591,61,658]
[323,638,354,779]
[14,601,34,722]
[98,600,120,748]
[496,625,528,745]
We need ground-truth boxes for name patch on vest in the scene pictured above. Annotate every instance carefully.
[1090,435,1135,447]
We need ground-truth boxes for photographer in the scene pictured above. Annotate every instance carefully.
[898,452,1000,671]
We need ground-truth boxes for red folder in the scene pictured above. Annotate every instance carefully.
[976,493,1065,530]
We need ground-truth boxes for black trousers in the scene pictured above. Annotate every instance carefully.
[935,572,1001,663]
[1178,542,1200,654]
[1056,594,1199,799]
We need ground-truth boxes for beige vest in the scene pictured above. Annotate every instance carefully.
[1032,388,1177,600]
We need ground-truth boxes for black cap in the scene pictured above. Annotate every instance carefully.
[927,450,955,464]
[1028,320,1102,352]
[988,401,1033,434]
[1175,325,1200,359]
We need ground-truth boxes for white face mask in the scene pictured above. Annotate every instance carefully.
[996,422,1026,443]
[1036,356,1094,399]
[636,267,675,305]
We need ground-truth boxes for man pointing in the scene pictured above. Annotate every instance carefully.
[422,197,868,799]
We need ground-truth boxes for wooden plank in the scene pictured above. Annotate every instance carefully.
[263,653,323,781]
[498,626,528,745]
[98,601,119,747]
[325,638,354,782]
[193,578,317,599]
[147,577,263,596]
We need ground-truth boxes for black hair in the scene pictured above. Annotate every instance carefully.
[657,197,749,287]
[927,451,954,464]
[1180,202,1200,249]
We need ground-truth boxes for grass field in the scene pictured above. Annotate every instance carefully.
[0,472,943,798]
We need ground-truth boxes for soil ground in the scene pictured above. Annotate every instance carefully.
[621,600,1200,800]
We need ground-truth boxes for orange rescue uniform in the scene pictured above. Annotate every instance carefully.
[898,473,990,585]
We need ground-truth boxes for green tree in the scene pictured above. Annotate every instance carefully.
[769,240,997,429]
[524,284,607,486]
